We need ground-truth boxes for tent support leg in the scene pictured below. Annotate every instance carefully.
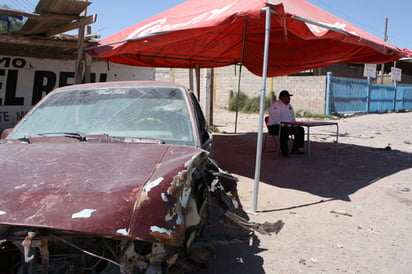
[234,64,243,133]
[234,20,248,134]
[252,7,271,213]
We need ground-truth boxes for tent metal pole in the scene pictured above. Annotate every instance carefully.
[234,64,242,133]
[234,20,248,134]
[252,7,271,213]
[189,68,194,91]
[195,64,201,99]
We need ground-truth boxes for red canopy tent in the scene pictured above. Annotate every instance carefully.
[86,0,411,212]
[86,0,410,76]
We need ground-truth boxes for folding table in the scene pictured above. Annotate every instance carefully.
[280,121,339,160]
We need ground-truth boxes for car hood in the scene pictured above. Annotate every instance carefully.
[0,141,207,245]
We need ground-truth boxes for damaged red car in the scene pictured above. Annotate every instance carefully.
[0,81,281,273]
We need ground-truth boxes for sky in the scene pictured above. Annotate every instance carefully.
[1,0,411,50]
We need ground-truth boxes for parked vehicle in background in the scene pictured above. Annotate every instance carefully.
[0,81,281,273]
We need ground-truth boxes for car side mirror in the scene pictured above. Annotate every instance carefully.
[1,128,13,139]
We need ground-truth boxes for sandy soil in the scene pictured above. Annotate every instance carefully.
[200,109,412,274]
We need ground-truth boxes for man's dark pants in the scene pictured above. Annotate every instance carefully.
[268,124,304,155]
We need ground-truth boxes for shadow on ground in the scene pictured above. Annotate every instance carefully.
[212,132,412,202]
[187,235,266,274]
[189,132,412,273]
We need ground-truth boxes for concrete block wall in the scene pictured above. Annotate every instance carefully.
[273,75,327,114]
[213,65,268,109]
[155,66,328,115]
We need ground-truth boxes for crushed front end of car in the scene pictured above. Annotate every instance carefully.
[0,144,283,274]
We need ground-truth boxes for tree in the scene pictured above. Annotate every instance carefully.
[0,4,25,33]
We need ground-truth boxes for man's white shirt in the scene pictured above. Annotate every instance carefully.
[268,100,296,125]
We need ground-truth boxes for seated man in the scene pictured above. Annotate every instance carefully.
[267,90,304,158]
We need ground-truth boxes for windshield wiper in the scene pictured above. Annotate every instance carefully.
[37,132,87,141]
[33,133,164,144]
[131,138,165,144]
[110,137,165,144]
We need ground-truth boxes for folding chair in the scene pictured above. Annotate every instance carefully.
[263,116,279,152]
[263,116,296,155]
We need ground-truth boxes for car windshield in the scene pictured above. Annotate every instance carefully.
[8,85,195,146]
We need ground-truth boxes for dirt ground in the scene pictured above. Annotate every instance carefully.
[200,109,412,274]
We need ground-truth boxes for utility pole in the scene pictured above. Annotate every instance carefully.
[380,17,389,84]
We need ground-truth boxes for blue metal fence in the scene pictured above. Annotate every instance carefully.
[326,72,412,115]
